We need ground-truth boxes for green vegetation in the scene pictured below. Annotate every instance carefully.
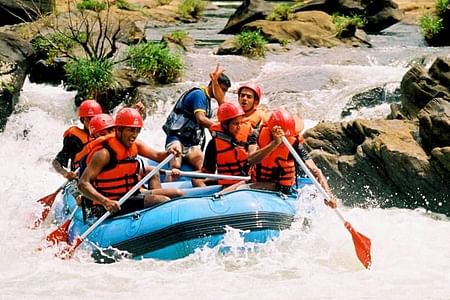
[332,14,366,36]
[419,14,444,39]
[64,58,114,99]
[267,4,292,21]
[234,30,267,58]
[76,0,107,11]
[116,0,141,11]
[290,1,304,11]
[279,38,289,47]
[169,30,188,43]
[32,32,86,63]
[177,0,205,19]
[157,0,172,5]
[126,42,185,83]
[436,0,449,14]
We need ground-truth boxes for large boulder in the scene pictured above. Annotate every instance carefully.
[292,0,404,32]
[304,119,449,214]
[0,0,54,26]
[400,57,450,118]
[0,32,34,131]
[220,0,273,34]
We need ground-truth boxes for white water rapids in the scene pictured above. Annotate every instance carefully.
[1,25,450,299]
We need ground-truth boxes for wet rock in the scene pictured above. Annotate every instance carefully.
[304,119,449,214]
[0,31,34,131]
[342,86,401,118]
[418,98,450,151]
[219,0,273,34]
[291,0,404,32]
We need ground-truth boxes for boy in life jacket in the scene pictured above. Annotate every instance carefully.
[78,108,183,217]
[236,82,304,136]
[199,102,256,187]
[162,66,231,184]
[248,109,336,208]
[52,99,102,180]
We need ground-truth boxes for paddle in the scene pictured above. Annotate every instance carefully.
[32,170,79,229]
[282,136,372,269]
[162,170,250,181]
[45,208,78,246]
[59,153,175,259]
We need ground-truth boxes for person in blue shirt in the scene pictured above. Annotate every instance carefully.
[162,66,231,183]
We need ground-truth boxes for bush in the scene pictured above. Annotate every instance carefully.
[32,32,77,62]
[332,14,366,36]
[178,0,205,19]
[116,0,139,11]
[64,58,114,98]
[170,30,188,43]
[436,0,449,15]
[76,0,107,12]
[419,14,444,39]
[126,42,184,83]
[267,4,292,21]
[234,30,267,58]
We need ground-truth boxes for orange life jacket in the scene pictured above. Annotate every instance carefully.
[236,107,268,141]
[251,125,299,188]
[210,122,249,186]
[63,126,93,170]
[87,136,141,201]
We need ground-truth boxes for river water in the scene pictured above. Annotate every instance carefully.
[1,3,450,299]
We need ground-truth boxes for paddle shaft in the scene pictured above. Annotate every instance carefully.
[71,154,174,247]
[164,170,250,181]
[281,137,347,219]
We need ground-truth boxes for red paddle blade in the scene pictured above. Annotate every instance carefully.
[46,220,71,245]
[37,190,59,207]
[344,222,372,269]
[58,236,83,260]
[32,191,59,228]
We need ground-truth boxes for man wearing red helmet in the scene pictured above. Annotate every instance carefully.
[79,108,183,217]
[248,109,336,208]
[199,102,256,187]
[52,99,102,180]
[236,82,304,136]
[162,66,231,184]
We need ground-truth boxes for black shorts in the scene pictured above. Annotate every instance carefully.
[89,194,145,218]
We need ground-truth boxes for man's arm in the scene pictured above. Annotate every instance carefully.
[136,140,180,162]
[195,110,214,128]
[78,149,120,213]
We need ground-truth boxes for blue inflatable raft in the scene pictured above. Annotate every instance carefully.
[54,178,312,262]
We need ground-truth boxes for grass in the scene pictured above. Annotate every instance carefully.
[64,58,114,98]
[332,14,366,36]
[266,4,292,21]
[234,30,267,58]
[419,14,444,39]
[177,0,205,19]
[126,42,185,83]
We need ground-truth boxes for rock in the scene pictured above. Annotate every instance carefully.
[0,0,54,26]
[291,0,404,32]
[0,31,34,131]
[242,11,346,47]
[431,147,450,173]
[418,98,450,150]
[400,64,450,119]
[304,119,450,214]
[219,0,274,34]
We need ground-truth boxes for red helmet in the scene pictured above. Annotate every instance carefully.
[268,109,296,137]
[238,82,262,100]
[217,102,245,122]
[89,113,115,136]
[115,107,143,128]
[78,99,102,117]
